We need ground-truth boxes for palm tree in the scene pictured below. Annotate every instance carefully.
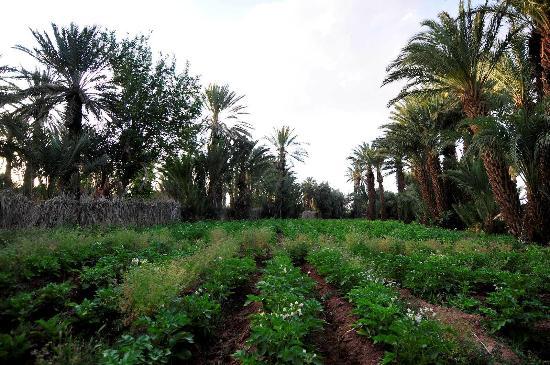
[346,156,365,218]
[13,23,116,196]
[229,137,273,219]
[372,148,387,220]
[267,126,308,218]
[493,34,537,109]
[202,84,250,142]
[507,0,550,96]
[447,158,501,233]
[0,113,18,188]
[10,70,56,196]
[202,83,250,217]
[384,1,523,236]
[351,142,377,220]
[161,154,208,220]
[374,129,409,221]
[392,96,460,220]
[489,33,550,242]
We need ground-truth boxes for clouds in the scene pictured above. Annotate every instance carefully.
[1,0,461,193]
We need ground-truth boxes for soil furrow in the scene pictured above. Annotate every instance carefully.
[190,271,262,365]
[302,264,383,365]
[398,288,520,364]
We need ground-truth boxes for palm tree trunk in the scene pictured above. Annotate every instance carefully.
[395,160,405,194]
[540,29,550,97]
[463,94,523,238]
[529,29,545,99]
[2,130,14,188]
[23,163,34,197]
[366,165,376,220]
[395,159,405,222]
[480,149,522,237]
[413,162,437,222]
[3,156,13,188]
[275,150,286,218]
[376,166,386,220]
[234,168,250,219]
[442,144,459,207]
[353,173,361,194]
[427,152,446,219]
[521,187,545,243]
[65,93,84,198]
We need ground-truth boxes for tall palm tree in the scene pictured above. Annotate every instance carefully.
[10,70,56,196]
[202,84,250,142]
[490,33,550,242]
[374,135,407,221]
[267,126,308,218]
[346,155,365,218]
[202,83,250,217]
[366,143,388,220]
[384,1,523,236]
[391,96,459,220]
[0,113,18,188]
[13,23,116,196]
[351,142,377,220]
[507,0,550,96]
[493,34,536,109]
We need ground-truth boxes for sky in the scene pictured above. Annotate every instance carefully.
[0,0,468,193]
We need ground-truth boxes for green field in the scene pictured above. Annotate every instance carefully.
[1,220,548,364]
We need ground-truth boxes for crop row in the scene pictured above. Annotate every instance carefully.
[347,239,550,345]
[235,254,323,364]
[103,255,257,364]
[0,228,270,364]
[307,247,487,364]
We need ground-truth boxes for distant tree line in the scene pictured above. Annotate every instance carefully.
[0,24,348,220]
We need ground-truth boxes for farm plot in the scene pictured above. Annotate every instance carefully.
[0,219,548,364]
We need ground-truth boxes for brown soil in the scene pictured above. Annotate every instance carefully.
[302,264,383,365]
[189,272,262,365]
[397,288,520,364]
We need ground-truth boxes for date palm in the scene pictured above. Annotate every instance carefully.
[506,0,550,96]
[371,147,387,220]
[346,155,366,218]
[11,70,56,196]
[13,23,116,196]
[384,1,523,236]
[202,83,250,217]
[351,142,377,220]
[203,83,250,142]
[490,33,549,242]
[375,131,407,221]
[229,137,273,219]
[387,98,445,221]
[267,126,308,218]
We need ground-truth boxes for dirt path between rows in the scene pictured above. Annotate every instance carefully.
[190,271,262,365]
[302,264,383,365]
[398,288,520,364]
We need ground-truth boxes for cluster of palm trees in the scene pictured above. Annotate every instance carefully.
[162,85,311,219]
[349,0,550,243]
[0,23,315,219]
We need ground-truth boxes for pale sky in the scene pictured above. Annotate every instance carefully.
[1,0,468,193]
